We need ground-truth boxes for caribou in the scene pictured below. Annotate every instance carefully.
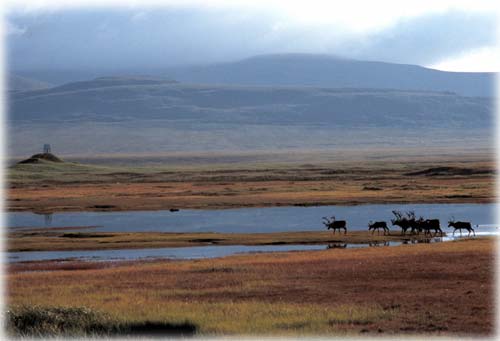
[417,218,443,237]
[322,216,347,235]
[368,221,389,235]
[391,211,414,235]
[448,219,475,237]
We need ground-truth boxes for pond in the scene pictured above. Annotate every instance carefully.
[7,203,497,263]
[7,203,498,234]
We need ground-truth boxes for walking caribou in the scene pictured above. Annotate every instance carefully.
[391,211,414,235]
[418,218,443,237]
[368,221,389,235]
[448,219,475,237]
[322,216,347,235]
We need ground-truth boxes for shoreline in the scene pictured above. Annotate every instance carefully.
[8,230,480,252]
[7,198,496,214]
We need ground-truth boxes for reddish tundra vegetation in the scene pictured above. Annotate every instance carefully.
[7,238,495,336]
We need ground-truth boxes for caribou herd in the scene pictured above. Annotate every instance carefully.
[322,210,476,237]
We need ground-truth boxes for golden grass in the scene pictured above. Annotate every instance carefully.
[7,238,495,336]
[7,300,394,336]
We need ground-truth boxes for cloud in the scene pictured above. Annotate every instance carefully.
[5,20,27,36]
[6,7,497,71]
[343,10,497,65]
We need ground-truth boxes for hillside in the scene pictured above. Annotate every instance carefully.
[9,78,492,128]
[165,54,495,97]
[8,75,52,92]
[7,73,494,156]
[11,54,495,97]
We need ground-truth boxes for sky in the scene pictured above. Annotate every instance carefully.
[3,0,499,72]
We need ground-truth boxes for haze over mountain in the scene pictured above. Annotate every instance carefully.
[165,54,495,97]
[11,54,495,97]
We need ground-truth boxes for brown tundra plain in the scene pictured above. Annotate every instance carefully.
[5,150,497,337]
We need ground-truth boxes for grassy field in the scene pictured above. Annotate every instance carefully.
[6,238,494,336]
[5,150,495,337]
[7,151,494,212]
[8,230,450,252]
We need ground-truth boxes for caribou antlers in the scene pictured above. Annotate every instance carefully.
[392,210,403,220]
[406,211,416,220]
[391,210,403,224]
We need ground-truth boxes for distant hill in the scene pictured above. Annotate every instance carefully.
[7,70,494,156]
[9,78,492,128]
[8,75,52,92]
[12,54,495,97]
[165,54,495,97]
[46,76,178,92]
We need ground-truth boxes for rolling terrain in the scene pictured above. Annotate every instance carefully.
[7,153,494,212]
[12,54,495,96]
[166,54,495,97]
[7,77,494,157]
[8,54,494,157]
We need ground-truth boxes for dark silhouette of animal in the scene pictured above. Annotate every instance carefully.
[418,219,443,236]
[368,221,389,235]
[448,220,475,236]
[405,211,422,235]
[391,211,414,235]
[322,216,347,235]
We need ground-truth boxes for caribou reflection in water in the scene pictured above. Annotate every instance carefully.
[368,240,390,247]
[401,238,443,244]
[326,243,347,249]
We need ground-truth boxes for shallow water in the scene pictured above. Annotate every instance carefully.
[7,244,327,263]
[7,203,497,263]
[8,233,498,263]
[7,203,497,234]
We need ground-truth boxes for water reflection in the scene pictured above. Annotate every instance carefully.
[44,213,53,226]
[400,237,447,244]
[8,233,497,263]
[327,243,347,249]
[33,212,53,226]
[368,241,390,247]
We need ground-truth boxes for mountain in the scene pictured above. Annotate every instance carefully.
[8,75,52,92]
[165,54,495,97]
[9,77,492,128]
[12,54,495,97]
[7,72,494,156]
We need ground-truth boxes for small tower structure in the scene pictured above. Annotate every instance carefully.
[43,144,51,154]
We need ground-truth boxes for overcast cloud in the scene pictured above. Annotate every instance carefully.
[6,7,497,71]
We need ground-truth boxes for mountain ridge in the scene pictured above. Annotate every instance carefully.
[10,53,495,96]
[164,53,495,97]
